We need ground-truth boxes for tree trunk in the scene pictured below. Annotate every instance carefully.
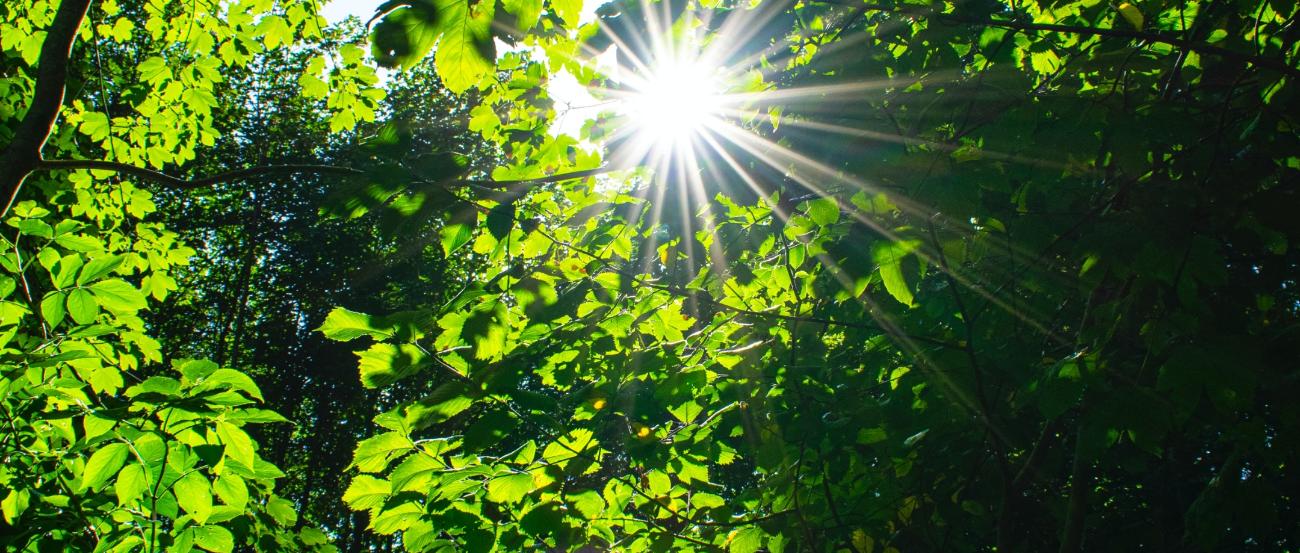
[1059,418,1091,553]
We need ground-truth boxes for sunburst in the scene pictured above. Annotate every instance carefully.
[622,60,725,148]
[564,0,1071,432]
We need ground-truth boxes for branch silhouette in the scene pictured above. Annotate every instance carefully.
[35,159,610,190]
[0,0,93,217]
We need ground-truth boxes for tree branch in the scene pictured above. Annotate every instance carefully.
[1012,417,1061,489]
[0,0,94,217]
[0,0,608,210]
[36,158,609,191]
[1058,414,1091,553]
[460,167,612,189]
[38,159,366,188]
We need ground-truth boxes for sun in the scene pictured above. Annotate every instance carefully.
[622,60,724,147]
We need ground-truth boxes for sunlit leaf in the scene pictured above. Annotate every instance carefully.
[80,443,129,492]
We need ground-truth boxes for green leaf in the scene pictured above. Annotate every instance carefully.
[2,489,30,524]
[404,380,474,429]
[40,292,66,327]
[440,223,473,256]
[668,400,704,423]
[77,255,124,285]
[17,219,53,238]
[351,431,413,473]
[79,111,111,141]
[216,422,256,469]
[646,470,670,495]
[433,0,494,94]
[569,489,605,517]
[194,368,264,401]
[66,288,99,324]
[343,475,391,512]
[486,203,515,240]
[872,239,920,307]
[904,429,929,447]
[370,1,442,70]
[519,502,564,538]
[138,55,170,82]
[174,471,213,523]
[807,197,840,226]
[729,527,765,553]
[81,443,129,491]
[226,408,289,424]
[502,0,542,30]
[677,456,710,484]
[54,234,101,252]
[176,358,220,381]
[317,307,391,341]
[192,525,234,553]
[134,375,182,397]
[404,520,449,552]
[692,492,725,509]
[52,255,83,289]
[357,342,428,389]
[857,427,887,444]
[300,527,330,546]
[88,279,147,313]
[83,412,117,440]
[213,475,248,510]
[257,15,293,49]
[266,497,298,526]
[541,428,594,466]
[463,409,519,451]
[389,454,441,492]
[370,502,422,534]
[115,464,148,505]
[550,0,582,28]
[486,472,535,503]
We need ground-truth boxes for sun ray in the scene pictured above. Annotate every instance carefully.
[691,126,1012,438]
[706,117,1067,343]
[582,1,1082,354]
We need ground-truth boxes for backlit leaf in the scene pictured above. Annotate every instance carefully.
[81,443,129,492]
[486,472,535,503]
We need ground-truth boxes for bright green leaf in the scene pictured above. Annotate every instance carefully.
[174,471,213,523]
[88,279,147,313]
[343,475,391,512]
[81,443,129,492]
[192,525,234,553]
[486,472,535,503]
[115,464,148,505]
[317,307,391,341]
[66,288,99,324]
[872,239,920,307]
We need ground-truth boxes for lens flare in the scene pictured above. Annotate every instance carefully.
[569,1,1067,399]
[623,61,723,146]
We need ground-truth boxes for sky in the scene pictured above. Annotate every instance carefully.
[318,0,385,24]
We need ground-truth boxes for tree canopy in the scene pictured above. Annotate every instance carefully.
[1,0,1298,551]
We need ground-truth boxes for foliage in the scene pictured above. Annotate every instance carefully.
[148,36,499,548]
[0,0,352,550]
[322,0,1300,550]
[3,0,1299,550]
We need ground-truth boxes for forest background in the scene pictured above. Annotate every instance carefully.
[1,0,1298,551]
